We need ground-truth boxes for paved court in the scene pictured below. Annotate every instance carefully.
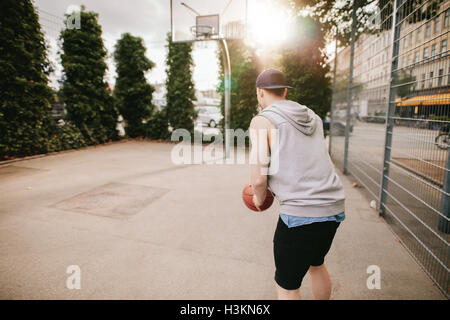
[0,140,445,299]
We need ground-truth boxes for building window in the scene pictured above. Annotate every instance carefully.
[417,26,422,42]
[441,39,447,56]
[422,73,426,89]
[423,46,429,59]
[404,34,408,48]
[429,71,434,88]
[448,67,450,85]
[445,9,450,28]
[426,21,431,37]
[434,15,440,33]
[431,43,437,58]
[408,54,412,66]
[438,69,443,86]
[415,51,420,63]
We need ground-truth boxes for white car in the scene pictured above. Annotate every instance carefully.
[195,106,223,128]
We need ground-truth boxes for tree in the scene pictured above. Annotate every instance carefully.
[281,15,331,119]
[145,106,170,140]
[285,0,387,45]
[0,0,54,158]
[60,6,118,144]
[165,34,197,135]
[287,0,444,46]
[218,40,261,132]
[114,33,155,137]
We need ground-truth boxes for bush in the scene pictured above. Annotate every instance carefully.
[47,122,87,152]
[0,0,54,159]
[217,39,260,133]
[60,7,119,143]
[165,34,196,134]
[429,115,450,131]
[114,33,155,138]
[429,115,450,122]
[146,109,170,140]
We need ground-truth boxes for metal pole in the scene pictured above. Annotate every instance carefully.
[343,1,357,174]
[170,0,174,42]
[379,0,401,217]
[438,149,450,233]
[220,38,231,158]
[329,25,338,155]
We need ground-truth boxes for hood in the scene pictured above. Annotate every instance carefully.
[259,100,318,136]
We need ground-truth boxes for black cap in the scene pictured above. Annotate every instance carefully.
[255,69,292,89]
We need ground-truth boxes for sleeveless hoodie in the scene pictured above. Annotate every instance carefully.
[258,99,345,217]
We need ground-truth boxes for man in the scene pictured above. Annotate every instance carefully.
[249,69,346,300]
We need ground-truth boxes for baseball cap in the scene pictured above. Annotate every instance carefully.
[255,69,292,89]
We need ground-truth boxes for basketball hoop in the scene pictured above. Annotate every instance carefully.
[190,25,214,39]
[171,1,246,43]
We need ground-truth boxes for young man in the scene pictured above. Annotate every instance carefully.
[249,69,346,300]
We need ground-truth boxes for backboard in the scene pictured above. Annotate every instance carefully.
[170,0,247,42]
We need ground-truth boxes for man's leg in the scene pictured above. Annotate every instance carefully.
[308,264,331,300]
[275,282,301,300]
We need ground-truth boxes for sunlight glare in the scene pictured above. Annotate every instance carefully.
[247,0,291,48]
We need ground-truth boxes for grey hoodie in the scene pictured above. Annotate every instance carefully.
[258,100,345,218]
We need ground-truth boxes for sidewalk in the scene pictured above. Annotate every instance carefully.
[0,140,445,299]
[320,166,445,299]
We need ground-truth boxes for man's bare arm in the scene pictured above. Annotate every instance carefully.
[249,116,272,207]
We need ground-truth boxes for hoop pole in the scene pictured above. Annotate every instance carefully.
[220,38,231,158]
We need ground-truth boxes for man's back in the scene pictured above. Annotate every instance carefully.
[258,99,345,218]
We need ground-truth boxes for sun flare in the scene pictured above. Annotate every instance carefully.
[247,0,291,48]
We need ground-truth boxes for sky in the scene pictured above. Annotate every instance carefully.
[34,0,336,91]
[34,0,221,91]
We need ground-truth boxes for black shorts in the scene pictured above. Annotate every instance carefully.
[273,216,340,290]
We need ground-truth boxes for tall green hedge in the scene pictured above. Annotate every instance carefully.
[114,33,155,138]
[165,33,197,135]
[0,0,54,159]
[60,7,118,144]
[218,39,261,132]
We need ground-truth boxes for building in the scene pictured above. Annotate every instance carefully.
[332,29,392,120]
[331,1,450,123]
[396,4,450,121]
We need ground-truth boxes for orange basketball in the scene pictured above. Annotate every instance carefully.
[242,183,274,212]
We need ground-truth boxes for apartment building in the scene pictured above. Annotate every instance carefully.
[396,1,450,119]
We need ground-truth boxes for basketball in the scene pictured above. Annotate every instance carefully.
[242,183,274,212]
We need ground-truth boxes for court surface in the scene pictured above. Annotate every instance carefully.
[0,140,445,299]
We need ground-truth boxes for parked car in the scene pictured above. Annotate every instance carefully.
[330,110,354,136]
[365,111,386,123]
[195,106,223,128]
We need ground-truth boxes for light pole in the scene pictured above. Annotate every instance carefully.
[219,39,231,159]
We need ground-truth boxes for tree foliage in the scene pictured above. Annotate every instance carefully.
[60,7,118,144]
[286,1,378,46]
[0,0,54,159]
[218,40,261,132]
[145,107,170,140]
[165,33,197,135]
[281,15,331,119]
[114,33,155,137]
[287,0,444,46]
[47,122,87,152]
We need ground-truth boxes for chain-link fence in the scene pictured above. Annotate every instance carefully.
[330,0,449,298]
